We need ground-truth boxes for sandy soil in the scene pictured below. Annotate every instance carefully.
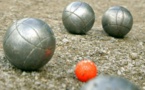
[0,0,145,90]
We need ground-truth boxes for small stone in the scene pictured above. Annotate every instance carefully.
[110,37,117,43]
[62,83,66,88]
[62,38,69,43]
[35,76,38,80]
[143,86,145,90]
[78,57,83,60]
[129,53,138,60]
[21,71,27,76]
[35,81,41,85]
[117,70,121,75]
[67,68,73,74]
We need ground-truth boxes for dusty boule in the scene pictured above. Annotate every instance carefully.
[3,18,56,71]
[62,1,95,34]
[102,6,133,38]
[80,75,140,90]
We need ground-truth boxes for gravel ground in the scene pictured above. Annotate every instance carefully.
[0,0,145,90]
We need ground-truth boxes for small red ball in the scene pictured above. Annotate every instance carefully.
[75,60,98,82]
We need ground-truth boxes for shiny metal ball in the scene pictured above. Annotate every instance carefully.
[102,6,133,38]
[3,18,56,71]
[80,75,140,90]
[62,1,95,34]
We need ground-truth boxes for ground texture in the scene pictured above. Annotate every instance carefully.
[0,0,145,90]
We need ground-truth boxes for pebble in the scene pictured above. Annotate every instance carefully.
[129,53,138,60]
[62,38,69,43]
[21,71,27,76]
[117,70,122,75]
[143,86,145,90]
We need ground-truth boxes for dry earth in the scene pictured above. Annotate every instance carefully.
[0,0,145,90]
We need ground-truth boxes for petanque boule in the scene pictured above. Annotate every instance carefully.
[62,1,95,34]
[102,6,133,38]
[3,18,56,71]
[80,75,140,90]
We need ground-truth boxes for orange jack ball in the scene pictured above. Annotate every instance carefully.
[75,60,98,82]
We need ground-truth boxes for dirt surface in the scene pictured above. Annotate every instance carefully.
[0,0,145,90]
